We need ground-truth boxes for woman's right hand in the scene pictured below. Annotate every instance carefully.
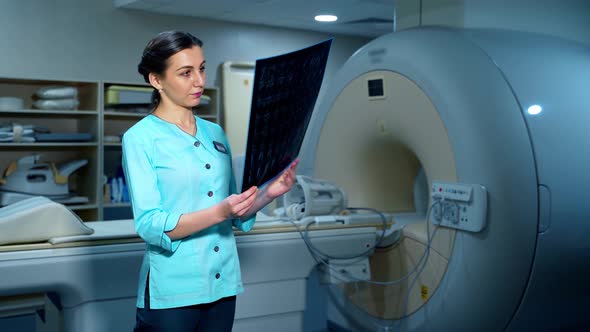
[221,186,258,219]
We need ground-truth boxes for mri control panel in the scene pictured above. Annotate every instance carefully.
[430,182,488,232]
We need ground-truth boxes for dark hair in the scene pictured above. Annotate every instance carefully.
[137,31,203,107]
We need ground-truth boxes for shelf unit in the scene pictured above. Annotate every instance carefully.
[0,77,100,221]
[0,77,220,222]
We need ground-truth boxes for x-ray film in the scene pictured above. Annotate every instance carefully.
[241,39,332,191]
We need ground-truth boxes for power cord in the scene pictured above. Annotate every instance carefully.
[400,198,450,317]
[283,200,444,330]
[287,201,442,287]
[302,207,388,260]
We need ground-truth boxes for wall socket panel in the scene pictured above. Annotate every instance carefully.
[430,181,488,232]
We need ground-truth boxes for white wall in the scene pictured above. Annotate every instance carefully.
[397,0,465,31]
[462,0,590,46]
[396,0,590,46]
[0,0,369,87]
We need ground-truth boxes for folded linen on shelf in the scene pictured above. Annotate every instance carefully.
[35,86,78,99]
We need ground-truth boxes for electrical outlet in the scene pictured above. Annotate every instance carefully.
[430,182,487,232]
[432,203,442,221]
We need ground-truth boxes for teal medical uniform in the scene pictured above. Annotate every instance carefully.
[122,114,255,309]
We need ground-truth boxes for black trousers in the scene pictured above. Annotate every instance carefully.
[134,274,237,332]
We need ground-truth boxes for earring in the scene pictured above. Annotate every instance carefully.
[158,89,163,93]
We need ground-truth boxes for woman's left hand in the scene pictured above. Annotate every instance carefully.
[266,159,299,199]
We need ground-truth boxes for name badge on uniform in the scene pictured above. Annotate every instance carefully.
[213,141,228,154]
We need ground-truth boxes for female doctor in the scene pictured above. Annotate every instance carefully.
[122,31,298,332]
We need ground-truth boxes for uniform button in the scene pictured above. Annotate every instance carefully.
[208,191,213,197]
[215,273,220,279]
[205,163,211,169]
[214,246,219,252]
[193,141,200,147]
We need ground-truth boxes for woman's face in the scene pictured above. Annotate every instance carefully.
[158,46,206,109]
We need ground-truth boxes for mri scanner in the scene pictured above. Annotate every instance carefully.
[1,27,589,331]
[296,26,590,331]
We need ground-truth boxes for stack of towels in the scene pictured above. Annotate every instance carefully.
[0,122,49,142]
[33,86,79,110]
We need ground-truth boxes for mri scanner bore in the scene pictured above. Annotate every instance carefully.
[0,27,589,332]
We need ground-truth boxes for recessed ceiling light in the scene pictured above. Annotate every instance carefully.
[527,104,543,115]
[315,15,338,22]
